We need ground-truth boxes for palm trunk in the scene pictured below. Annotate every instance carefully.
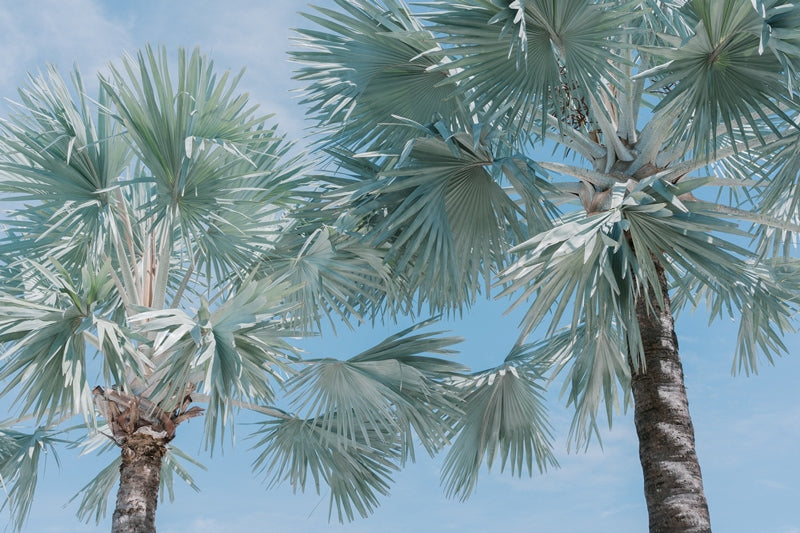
[630,265,711,533]
[111,432,166,533]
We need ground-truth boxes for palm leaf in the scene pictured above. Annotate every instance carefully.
[441,343,557,501]
[293,0,470,152]
[425,0,631,142]
[0,425,68,532]
[286,318,465,460]
[134,276,300,451]
[0,65,130,271]
[261,225,406,330]
[644,0,795,157]
[250,416,402,522]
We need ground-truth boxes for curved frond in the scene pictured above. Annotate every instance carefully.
[262,225,407,330]
[425,0,630,142]
[135,277,299,451]
[441,345,557,501]
[671,257,798,376]
[286,319,465,460]
[101,46,311,285]
[0,425,67,532]
[646,0,795,157]
[293,0,469,152]
[0,260,149,422]
[0,65,130,270]
[251,416,402,522]
[324,133,553,312]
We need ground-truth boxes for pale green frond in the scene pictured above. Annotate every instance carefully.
[286,319,465,460]
[0,64,130,270]
[101,46,312,286]
[327,132,548,312]
[70,456,121,525]
[101,46,266,205]
[425,0,631,142]
[293,0,470,152]
[0,426,68,532]
[158,446,206,502]
[198,278,300,452]
[758,1,800,86]
[645,0,795,157]
[250,416,402,523]
[672,258,798,376]
[441,346,557,501]
[547,325,630,450]
[170,125,311,284]
[502,324,631,451]
[746,131,800,257]
[0,260,148,422]
[497,201,639,358]
[137,277,299,451]
[261,225,407,330]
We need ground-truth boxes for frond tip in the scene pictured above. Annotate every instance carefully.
[441,357,558,501]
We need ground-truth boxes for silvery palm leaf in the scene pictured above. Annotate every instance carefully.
[441,343,558,501]
[424,0,632,144]
[293,0,470,152]
[0,425,68,531]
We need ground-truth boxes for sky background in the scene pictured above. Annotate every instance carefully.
[0,1,798,532]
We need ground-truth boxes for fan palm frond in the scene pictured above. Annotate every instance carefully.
[293,0,470,152]
[441,343,557,501]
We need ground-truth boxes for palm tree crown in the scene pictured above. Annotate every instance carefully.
[0,46,467,531]
[292,0,800,529]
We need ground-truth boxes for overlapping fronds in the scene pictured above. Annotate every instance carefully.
[293,0,469,152]
[132,276,300,450]
[424,0,632,142]
[0,66,130,270]
[251,319,465,520]
[644,0,798,157]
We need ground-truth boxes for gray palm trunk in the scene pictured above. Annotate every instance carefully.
[631,264,711,532]
[112,433,166,533]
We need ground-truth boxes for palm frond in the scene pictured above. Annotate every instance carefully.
[0,64,130,270]
[645,0,795,157]
[101,46,311,287]
[293,0,470,152]
[671,257,798,376]
[441,343,557,501]
[250,416,402,523]
[0,425,68,532]
[261,225,407,330]
[286,319,465,460]
[135,276,300,451]
[424,0,631,142]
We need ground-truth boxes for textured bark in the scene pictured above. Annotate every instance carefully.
[93,386,204,533]
[631,266,711,533]
[111,431,167,533]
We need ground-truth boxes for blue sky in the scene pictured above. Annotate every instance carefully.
[0,1,798,532]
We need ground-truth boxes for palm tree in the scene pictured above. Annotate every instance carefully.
[0,46,466,532]
[292,1,800,531]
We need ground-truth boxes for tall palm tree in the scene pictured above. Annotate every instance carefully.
[0,46,466,532]
[292,1,800,531]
